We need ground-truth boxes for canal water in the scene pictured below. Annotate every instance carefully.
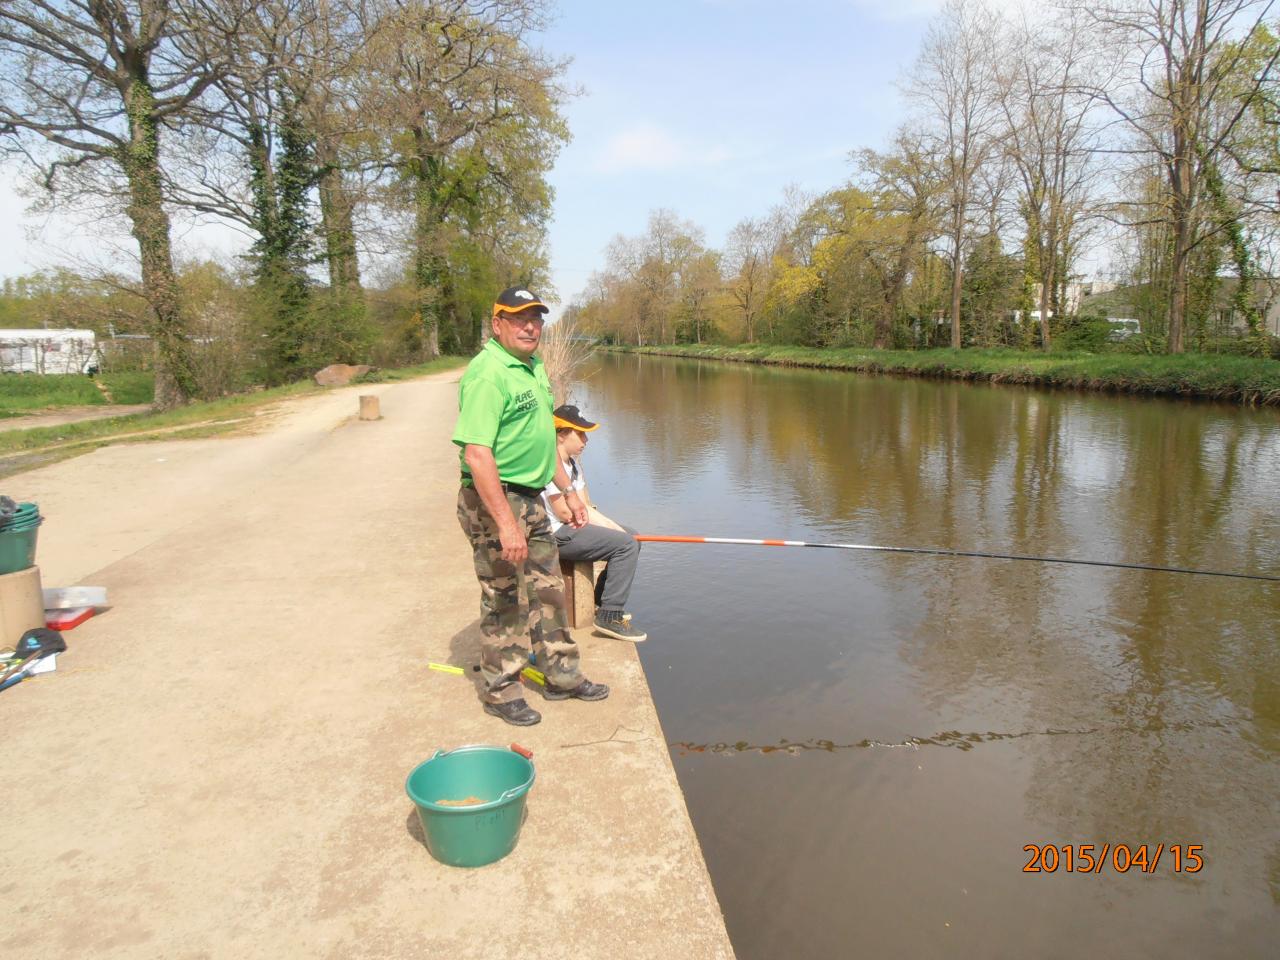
[569,353,1280,959]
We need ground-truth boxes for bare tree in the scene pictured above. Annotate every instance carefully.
[904,0,1005,348]
[639,208,703,344]
[996,5,1106,349]
[725,215,784,343]
[538,310,593,403]
[602,234,653,345]
[678,249,721,344]
[0,1,249,408]
[598,209,706,345]
[1083,0,1279,352]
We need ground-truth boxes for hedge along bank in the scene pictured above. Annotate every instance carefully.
[609,344,1280,407]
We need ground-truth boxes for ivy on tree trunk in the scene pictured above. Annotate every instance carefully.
[121,77,194,410]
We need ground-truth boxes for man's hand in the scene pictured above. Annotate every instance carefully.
[498,521,529,564]
[565,489,588,528]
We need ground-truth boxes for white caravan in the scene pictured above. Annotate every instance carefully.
[0,329,102,374]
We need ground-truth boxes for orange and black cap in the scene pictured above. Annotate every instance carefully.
[553,404,599,432]
[493,286,549,317]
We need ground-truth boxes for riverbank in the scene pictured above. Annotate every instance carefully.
[609,344,1280,406]
[1,372,734,959]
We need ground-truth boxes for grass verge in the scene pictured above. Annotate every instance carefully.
[0,374,107,415]
[611,344,1280,406]
[99,372,156,404]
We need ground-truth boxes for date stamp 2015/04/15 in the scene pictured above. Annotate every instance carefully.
[1023,844,1204,875]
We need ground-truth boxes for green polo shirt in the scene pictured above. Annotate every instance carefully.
[452,337,557,488]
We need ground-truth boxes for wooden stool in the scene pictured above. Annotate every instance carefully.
[559,558,595,629]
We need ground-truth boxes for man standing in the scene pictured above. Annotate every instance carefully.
[453,287,609,726]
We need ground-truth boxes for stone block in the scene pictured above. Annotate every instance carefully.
[314,363,373,386]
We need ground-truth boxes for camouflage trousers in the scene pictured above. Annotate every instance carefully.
[457,485,582,704]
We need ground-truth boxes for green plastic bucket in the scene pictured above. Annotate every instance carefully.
[405,744,535,868]
[0,517,41,575]
[1,502,38,524]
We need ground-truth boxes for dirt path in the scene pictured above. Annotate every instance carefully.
[0,403,154,432]
[0,374,732,960]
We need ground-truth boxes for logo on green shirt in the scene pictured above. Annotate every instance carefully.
[511,388,538,416]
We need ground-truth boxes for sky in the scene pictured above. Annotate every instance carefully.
[0,0,958,318]
[534,0,946,313]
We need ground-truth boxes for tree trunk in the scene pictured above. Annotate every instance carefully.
[1038,234,1054,352]
[949,226,964,349]
[121,78,191,410]
[1164,4,1209,356]
[247,121,279,258]
[439,270,461,354]
[1168,156,1194,355]
[414,131,442,359]
[1169,228,1189,354]
[316,141,362,304]
[881,227,919,350]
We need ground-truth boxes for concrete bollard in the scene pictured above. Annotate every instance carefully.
[558,558,595,629]
[359,395,381,421]
[0,566,45,645]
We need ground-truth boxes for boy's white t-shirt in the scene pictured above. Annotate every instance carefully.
[542,456,585,534]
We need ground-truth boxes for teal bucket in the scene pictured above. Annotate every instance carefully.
[406,744,535,868]
[1,502,38,525]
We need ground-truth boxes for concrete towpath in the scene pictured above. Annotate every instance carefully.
[0,372,734,960]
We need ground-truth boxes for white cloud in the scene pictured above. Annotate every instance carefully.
[594,123,731,174]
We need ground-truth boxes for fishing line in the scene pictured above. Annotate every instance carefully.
[633,535,1280,583]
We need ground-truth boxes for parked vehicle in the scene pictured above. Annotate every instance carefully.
[1107,318,1142,341]
[0,329,102,374]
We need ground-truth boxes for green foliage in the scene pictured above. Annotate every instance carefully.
[247,97,324,384]
[1179,334,1280,360]
[960,235,1023,347]
[100,372,156,404]
[1051,313,1111,352]
[0,270,149,335]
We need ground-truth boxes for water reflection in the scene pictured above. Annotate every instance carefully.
[572,354,1280,959]
[672,712,1256,755]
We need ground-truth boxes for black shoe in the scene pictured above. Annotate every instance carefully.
[593,609,647,642]
[541,678,610,702]
[483,698,542,726]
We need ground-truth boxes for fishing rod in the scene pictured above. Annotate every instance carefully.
[633,535,1280,583]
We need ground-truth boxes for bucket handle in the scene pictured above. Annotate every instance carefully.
[496,783,527,804]
[495,744,534,803]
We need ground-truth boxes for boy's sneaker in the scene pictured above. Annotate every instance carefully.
[593,609,647,642]
[483,698,541,726]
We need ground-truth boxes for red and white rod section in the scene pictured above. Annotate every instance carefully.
[632,535,1280,583]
